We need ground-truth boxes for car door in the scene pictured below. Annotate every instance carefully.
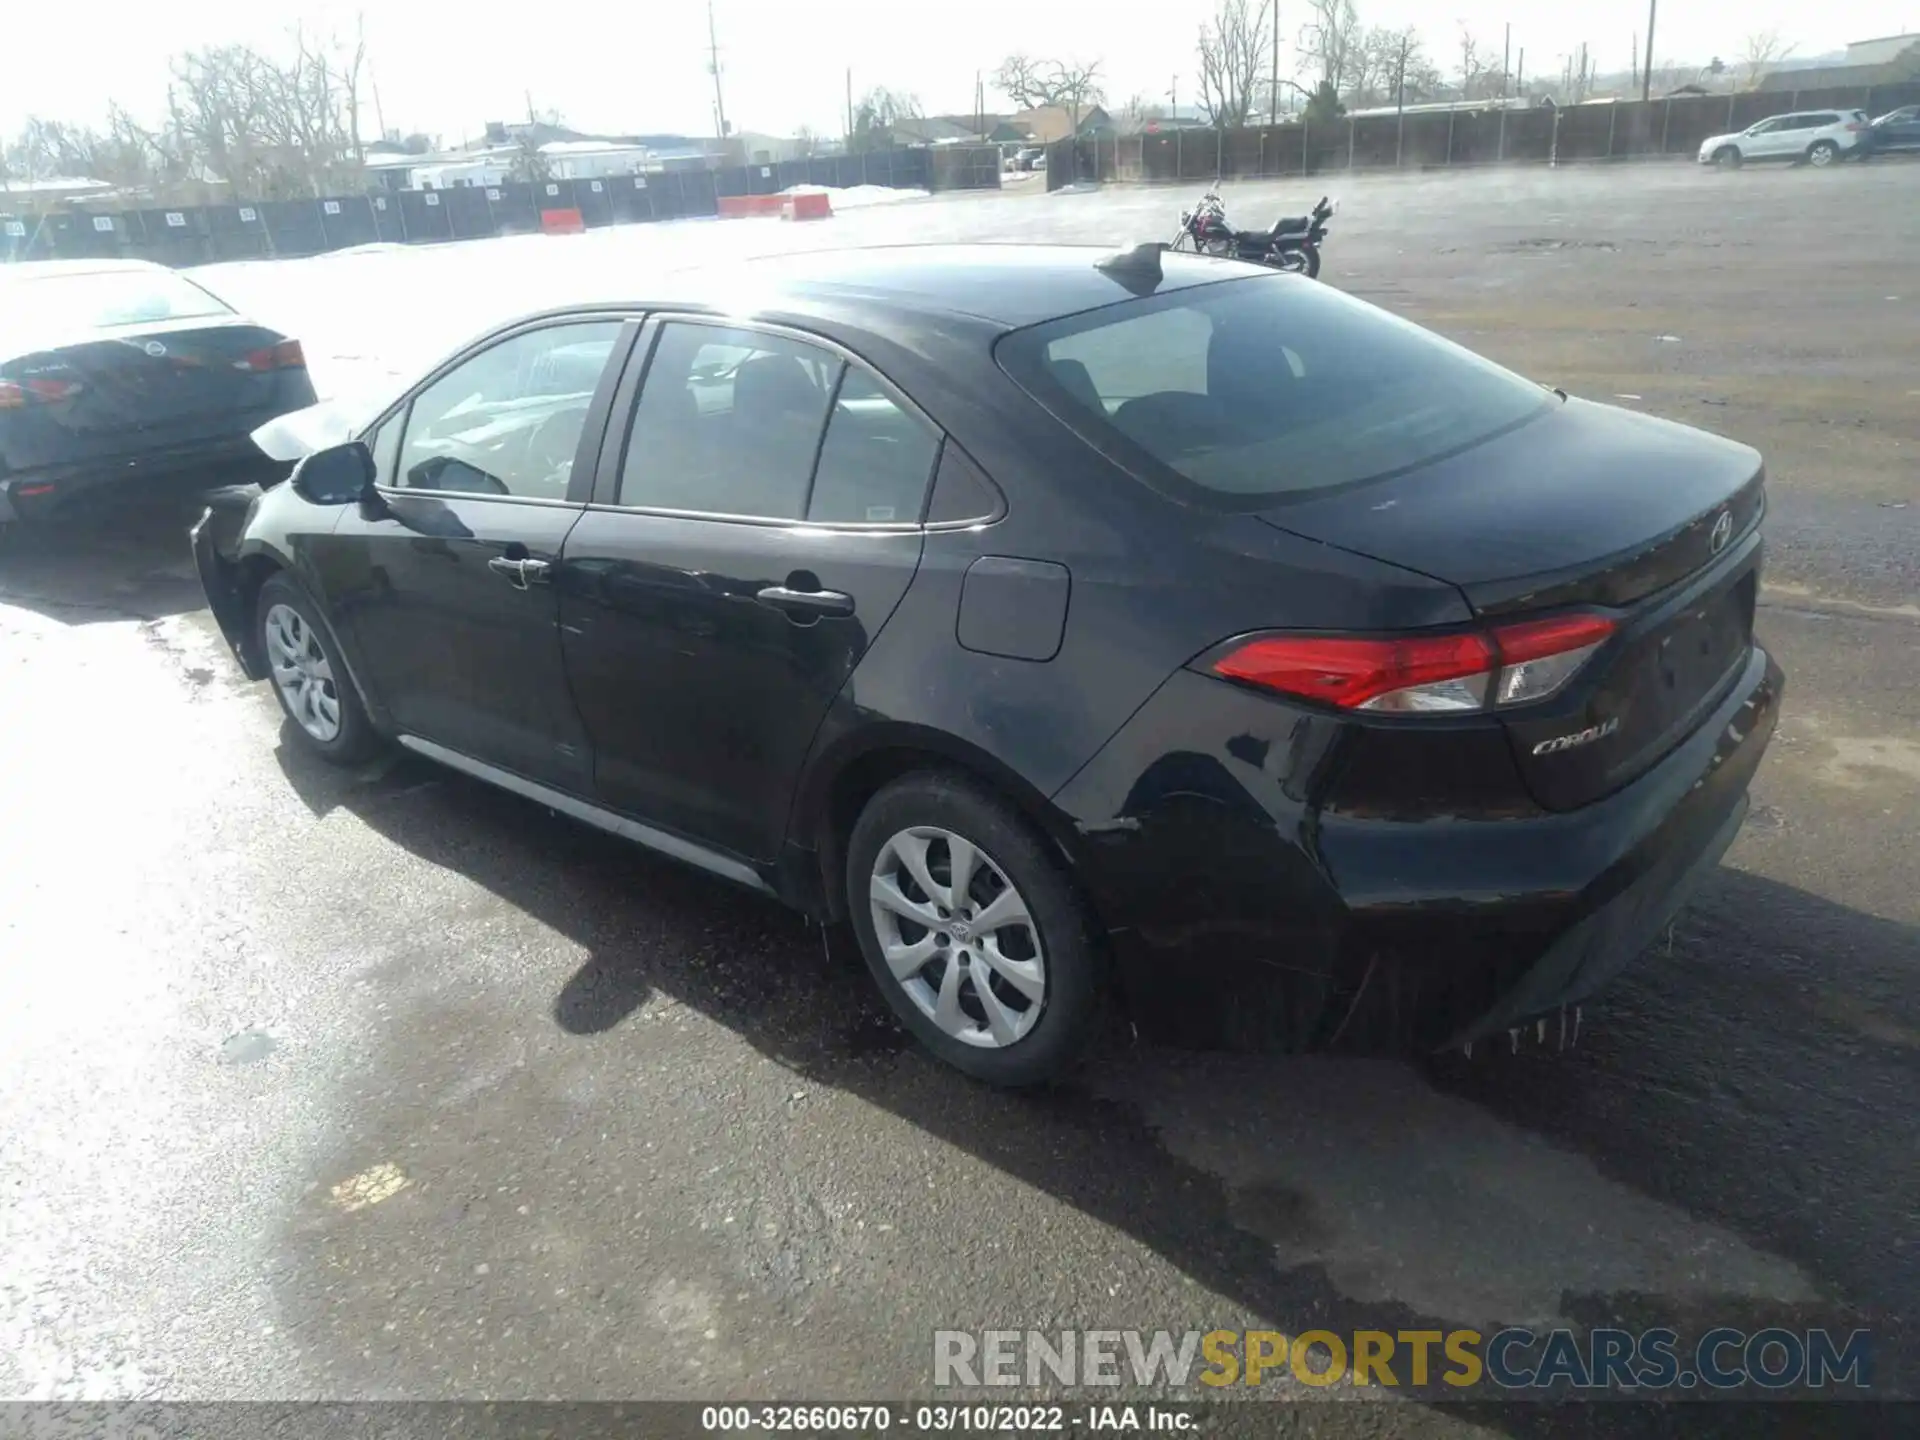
[556,316,937,863]
[320,316,633,791]
[1892,107,1920,149]
[1744,116,1793,160]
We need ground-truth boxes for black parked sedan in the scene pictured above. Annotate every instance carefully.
[1866,104,1920,154]
[193,243,1781,1085]
[0,259,314,537]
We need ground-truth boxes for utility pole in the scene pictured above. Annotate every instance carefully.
[1579,42,1588,102]
[1642,0,1657,102]
[1170,74,1178,117]
[706,0,729,140]
[846,68,854,147]
[1503,23,1511,99]
[1395,33,1410,166]
[371,65,389,140]
[1270,0,1280,124]
[1632,33,1639,96]
[1517,48,1525,97]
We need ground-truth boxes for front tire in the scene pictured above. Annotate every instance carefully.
[1806,140,1838,167]
[256,573,380,765]
[846,773,1103,1087]
[1714,146,1743,170]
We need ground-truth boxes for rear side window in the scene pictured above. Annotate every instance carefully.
[808,368,940,523]
[997,273,1553,505]
[618,321,941,524]
[619,323,838,519]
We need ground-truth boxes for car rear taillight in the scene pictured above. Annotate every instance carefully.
[0,376,84,407]
[235,339,307,372]
[1209,613,1617,714]
[1847,122,1868,131]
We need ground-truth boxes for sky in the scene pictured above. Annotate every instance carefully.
[4,0,1914,146]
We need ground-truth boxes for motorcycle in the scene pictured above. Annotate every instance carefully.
[1172,189,1337,279]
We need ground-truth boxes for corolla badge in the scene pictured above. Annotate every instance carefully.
[1532,716,1621,756]
[1709,509,1733,555]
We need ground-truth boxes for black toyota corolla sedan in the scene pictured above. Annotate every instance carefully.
[192,243,1781,1086]
[0,259,314,538]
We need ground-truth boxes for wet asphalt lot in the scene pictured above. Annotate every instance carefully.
[1,162,1916,1433]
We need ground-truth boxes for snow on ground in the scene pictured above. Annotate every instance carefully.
[779,183,931,208]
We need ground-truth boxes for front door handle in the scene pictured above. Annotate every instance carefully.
[755,584,855,619]
[487,555,553,590]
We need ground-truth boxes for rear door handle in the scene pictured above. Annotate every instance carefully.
[755,584,854,618]
[487,556,552,589]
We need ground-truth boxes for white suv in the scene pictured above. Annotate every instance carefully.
[1698,110,1871,168]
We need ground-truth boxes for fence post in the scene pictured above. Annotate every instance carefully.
[1259,130,1265,177]
[1446,110,1456,166]
[1550,106,1561,167]
[1727,92,1736,131]
[1216,127,1223,178]
[1176,128,1182,180]
[1498,108,1507,162]
[1302,120,1310,175]
[1607,103,1618,159]
[1347,117,1356,170]
[315,198,330,251]
[1661,97,1673,154]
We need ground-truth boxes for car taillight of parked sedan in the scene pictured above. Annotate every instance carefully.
[1207,613,1617,713]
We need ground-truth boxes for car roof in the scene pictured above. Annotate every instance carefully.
[0,257,169,280]
[650,243,1259,330]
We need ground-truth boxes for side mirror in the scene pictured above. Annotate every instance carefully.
[289,441,377,506]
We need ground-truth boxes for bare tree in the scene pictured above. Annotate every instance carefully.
[1297,0,1360,93]
[1343,25,1432,107]
[167,22,367,199]
[994,55,1106,135]
[1457,27,1498,101]
[1739,30,1794,89]
[849,87,922,153]
[1113,94,1166,134]
[792,123,819,157]
[1196,0,1275,128]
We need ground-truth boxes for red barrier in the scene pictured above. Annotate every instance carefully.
[781,190,833,222]
[717,194,785,219]
[539,208,585,234]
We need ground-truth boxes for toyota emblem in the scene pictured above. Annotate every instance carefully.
[1709,510,1733,555]
[144,340,167,357]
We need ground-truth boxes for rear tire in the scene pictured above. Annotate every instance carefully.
[256,572,381,766]
[1806,140,1838,168]
[1714,146,1742,170]
[846,773,1103,1087]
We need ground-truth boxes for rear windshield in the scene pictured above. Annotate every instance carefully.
[0,268,231,334]
[996,272,1556,505]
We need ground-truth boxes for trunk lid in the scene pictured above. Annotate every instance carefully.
[1258,397,1766,810]
[3,319,313,473]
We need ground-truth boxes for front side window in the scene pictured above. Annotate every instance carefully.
[997,272,1555,506]
[394,321,620,500]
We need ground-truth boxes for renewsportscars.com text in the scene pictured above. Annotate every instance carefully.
[933,1327,1871,1393]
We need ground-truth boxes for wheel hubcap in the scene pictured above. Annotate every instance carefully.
[869,826,1046,1049]
[264,603,342,742]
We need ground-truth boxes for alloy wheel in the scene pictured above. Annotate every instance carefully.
[868,826,1046,1049]
[264,602,342,742]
